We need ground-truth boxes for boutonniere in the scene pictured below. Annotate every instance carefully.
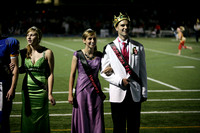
[133,47,138,55]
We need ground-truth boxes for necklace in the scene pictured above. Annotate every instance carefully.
[85,53,95,60]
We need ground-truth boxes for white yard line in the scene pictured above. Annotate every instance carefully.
[141,111,200,114]
[15,90,109,95]
[145,48,200,61]
[15,89,200,95]
[42,40,75,52]
[10,111,200,117]
[147,98,200,101]
[147,77,181,90]
[13,98,200,105]
[43,40,200,61]
[148,90,200,92]
[173,66,195,68]
[42,40,183,91]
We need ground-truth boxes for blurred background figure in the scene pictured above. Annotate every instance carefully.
[171,27,178,40]
[155,23,161,37]
[177,26,192,55]
[194,18,200,43]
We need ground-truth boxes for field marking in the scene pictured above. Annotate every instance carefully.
[42,40,75,52]
[15,89,200,95]
[146,98,200,101]
[12,98,200,105]
[148,90,200,92]
[15,90,109,95]
[141,111,200,114]
[10,126,200,133]
[140,126,200,129]
[42,40,183,91]
[10,111,200,118]
[145,48,200,61]
[147,77,181,90]
[173,66,195,68]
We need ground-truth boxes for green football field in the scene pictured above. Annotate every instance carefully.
[10,37,200,133]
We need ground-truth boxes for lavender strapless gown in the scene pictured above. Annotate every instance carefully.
[71,51,105,133]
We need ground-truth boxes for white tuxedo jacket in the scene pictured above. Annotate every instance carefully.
[100,37,147,103]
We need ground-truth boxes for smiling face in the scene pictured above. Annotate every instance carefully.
[82,29,97,50]
[83,35,96,49]
[115,20,130,40]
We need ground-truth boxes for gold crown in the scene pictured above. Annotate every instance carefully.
[113,12,130,27]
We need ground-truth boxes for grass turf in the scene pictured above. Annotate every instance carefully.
[9,37,200,132]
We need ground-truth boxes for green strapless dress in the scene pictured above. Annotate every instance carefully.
[21,53,50,133]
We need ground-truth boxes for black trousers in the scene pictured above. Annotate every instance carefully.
[111,88,141,133]
[0,79,12,133]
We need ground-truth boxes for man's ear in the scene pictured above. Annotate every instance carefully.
[115,26,118,32]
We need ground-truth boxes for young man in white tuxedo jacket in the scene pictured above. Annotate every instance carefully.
[101,12,147,133]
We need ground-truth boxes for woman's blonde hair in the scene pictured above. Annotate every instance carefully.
[82,28,96,40]
[179,26,185,32]
[26,26,42,58]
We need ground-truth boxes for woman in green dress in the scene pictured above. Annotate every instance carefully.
[20,26,56,133]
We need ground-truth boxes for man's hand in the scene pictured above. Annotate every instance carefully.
[9,62,15,72]
[6,88,15,101]
[122,78,130,87]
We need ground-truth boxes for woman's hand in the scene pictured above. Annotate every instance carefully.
[49,94,56,106]
[103,66,113,76]
[68,94,73,105]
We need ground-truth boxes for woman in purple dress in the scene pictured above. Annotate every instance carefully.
[68,29,106,133]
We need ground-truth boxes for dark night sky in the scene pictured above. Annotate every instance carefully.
[0,0,198,34]
[1,0,198,19]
